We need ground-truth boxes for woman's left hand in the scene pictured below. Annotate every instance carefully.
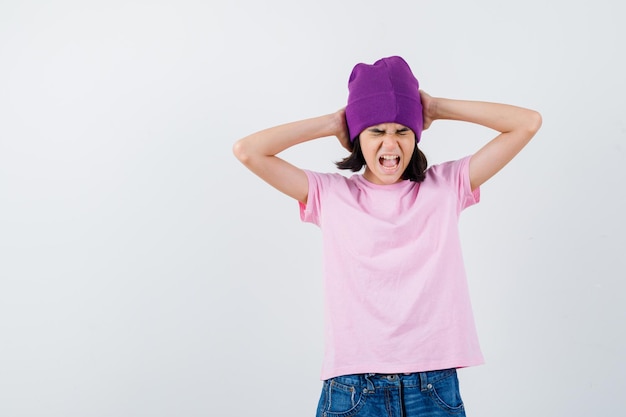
[420,90,437,131]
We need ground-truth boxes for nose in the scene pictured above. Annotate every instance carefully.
[381,132,398,148]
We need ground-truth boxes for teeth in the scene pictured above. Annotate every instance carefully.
[381,155,399,160]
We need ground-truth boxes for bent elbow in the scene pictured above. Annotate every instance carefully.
[528,110,543,135]
[232,139,251,165]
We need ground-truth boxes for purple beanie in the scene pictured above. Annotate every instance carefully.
[345,56,423,142]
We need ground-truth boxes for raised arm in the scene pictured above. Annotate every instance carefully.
[421,91,542,190]
[232,109,349,204]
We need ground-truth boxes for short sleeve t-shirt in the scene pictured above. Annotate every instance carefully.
[300,156,484,380]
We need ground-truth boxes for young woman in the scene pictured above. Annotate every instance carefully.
[233,56,541,417]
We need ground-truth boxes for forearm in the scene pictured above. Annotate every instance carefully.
[233,113,340,162]
[431,97,540,134]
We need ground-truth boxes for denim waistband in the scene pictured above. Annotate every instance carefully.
[328,368,457,392]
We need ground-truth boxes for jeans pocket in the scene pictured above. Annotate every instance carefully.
[318,378,367,417]
[426,369,465,413]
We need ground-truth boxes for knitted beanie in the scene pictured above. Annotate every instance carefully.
[345,56,423,142]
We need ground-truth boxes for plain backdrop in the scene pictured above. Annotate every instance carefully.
[1,1,625,416]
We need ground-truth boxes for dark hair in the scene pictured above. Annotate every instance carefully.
[335,137,428,182]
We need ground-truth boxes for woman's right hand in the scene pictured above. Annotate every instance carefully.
[333,107,352,152]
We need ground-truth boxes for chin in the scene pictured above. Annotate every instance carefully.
[364,164,406,185]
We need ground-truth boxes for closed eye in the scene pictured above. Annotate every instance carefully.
[366,128,386,136]
[366,127,411,136]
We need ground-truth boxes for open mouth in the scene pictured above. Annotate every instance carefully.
[379,155,400,170]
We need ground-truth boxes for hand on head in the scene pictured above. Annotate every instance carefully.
[334,107,352,152]
[420,90,436,131]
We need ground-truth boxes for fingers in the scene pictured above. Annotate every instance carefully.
[419,90,436,131]
[333,108,351,150]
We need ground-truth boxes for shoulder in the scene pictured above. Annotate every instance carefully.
[304,170,357,189]
[300,171,360,223]
[424,156,479,209]
[425,156,472,183]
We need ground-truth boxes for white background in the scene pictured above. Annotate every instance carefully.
[1,1,624,416]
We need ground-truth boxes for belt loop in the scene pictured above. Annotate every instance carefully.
[364,373,376,392]
[418,371,429,392]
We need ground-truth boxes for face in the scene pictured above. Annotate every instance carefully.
[358,123,416,185]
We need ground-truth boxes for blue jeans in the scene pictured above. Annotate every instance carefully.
[316,369,466,417]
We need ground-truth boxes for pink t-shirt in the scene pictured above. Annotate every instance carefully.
[300,156,484,380]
